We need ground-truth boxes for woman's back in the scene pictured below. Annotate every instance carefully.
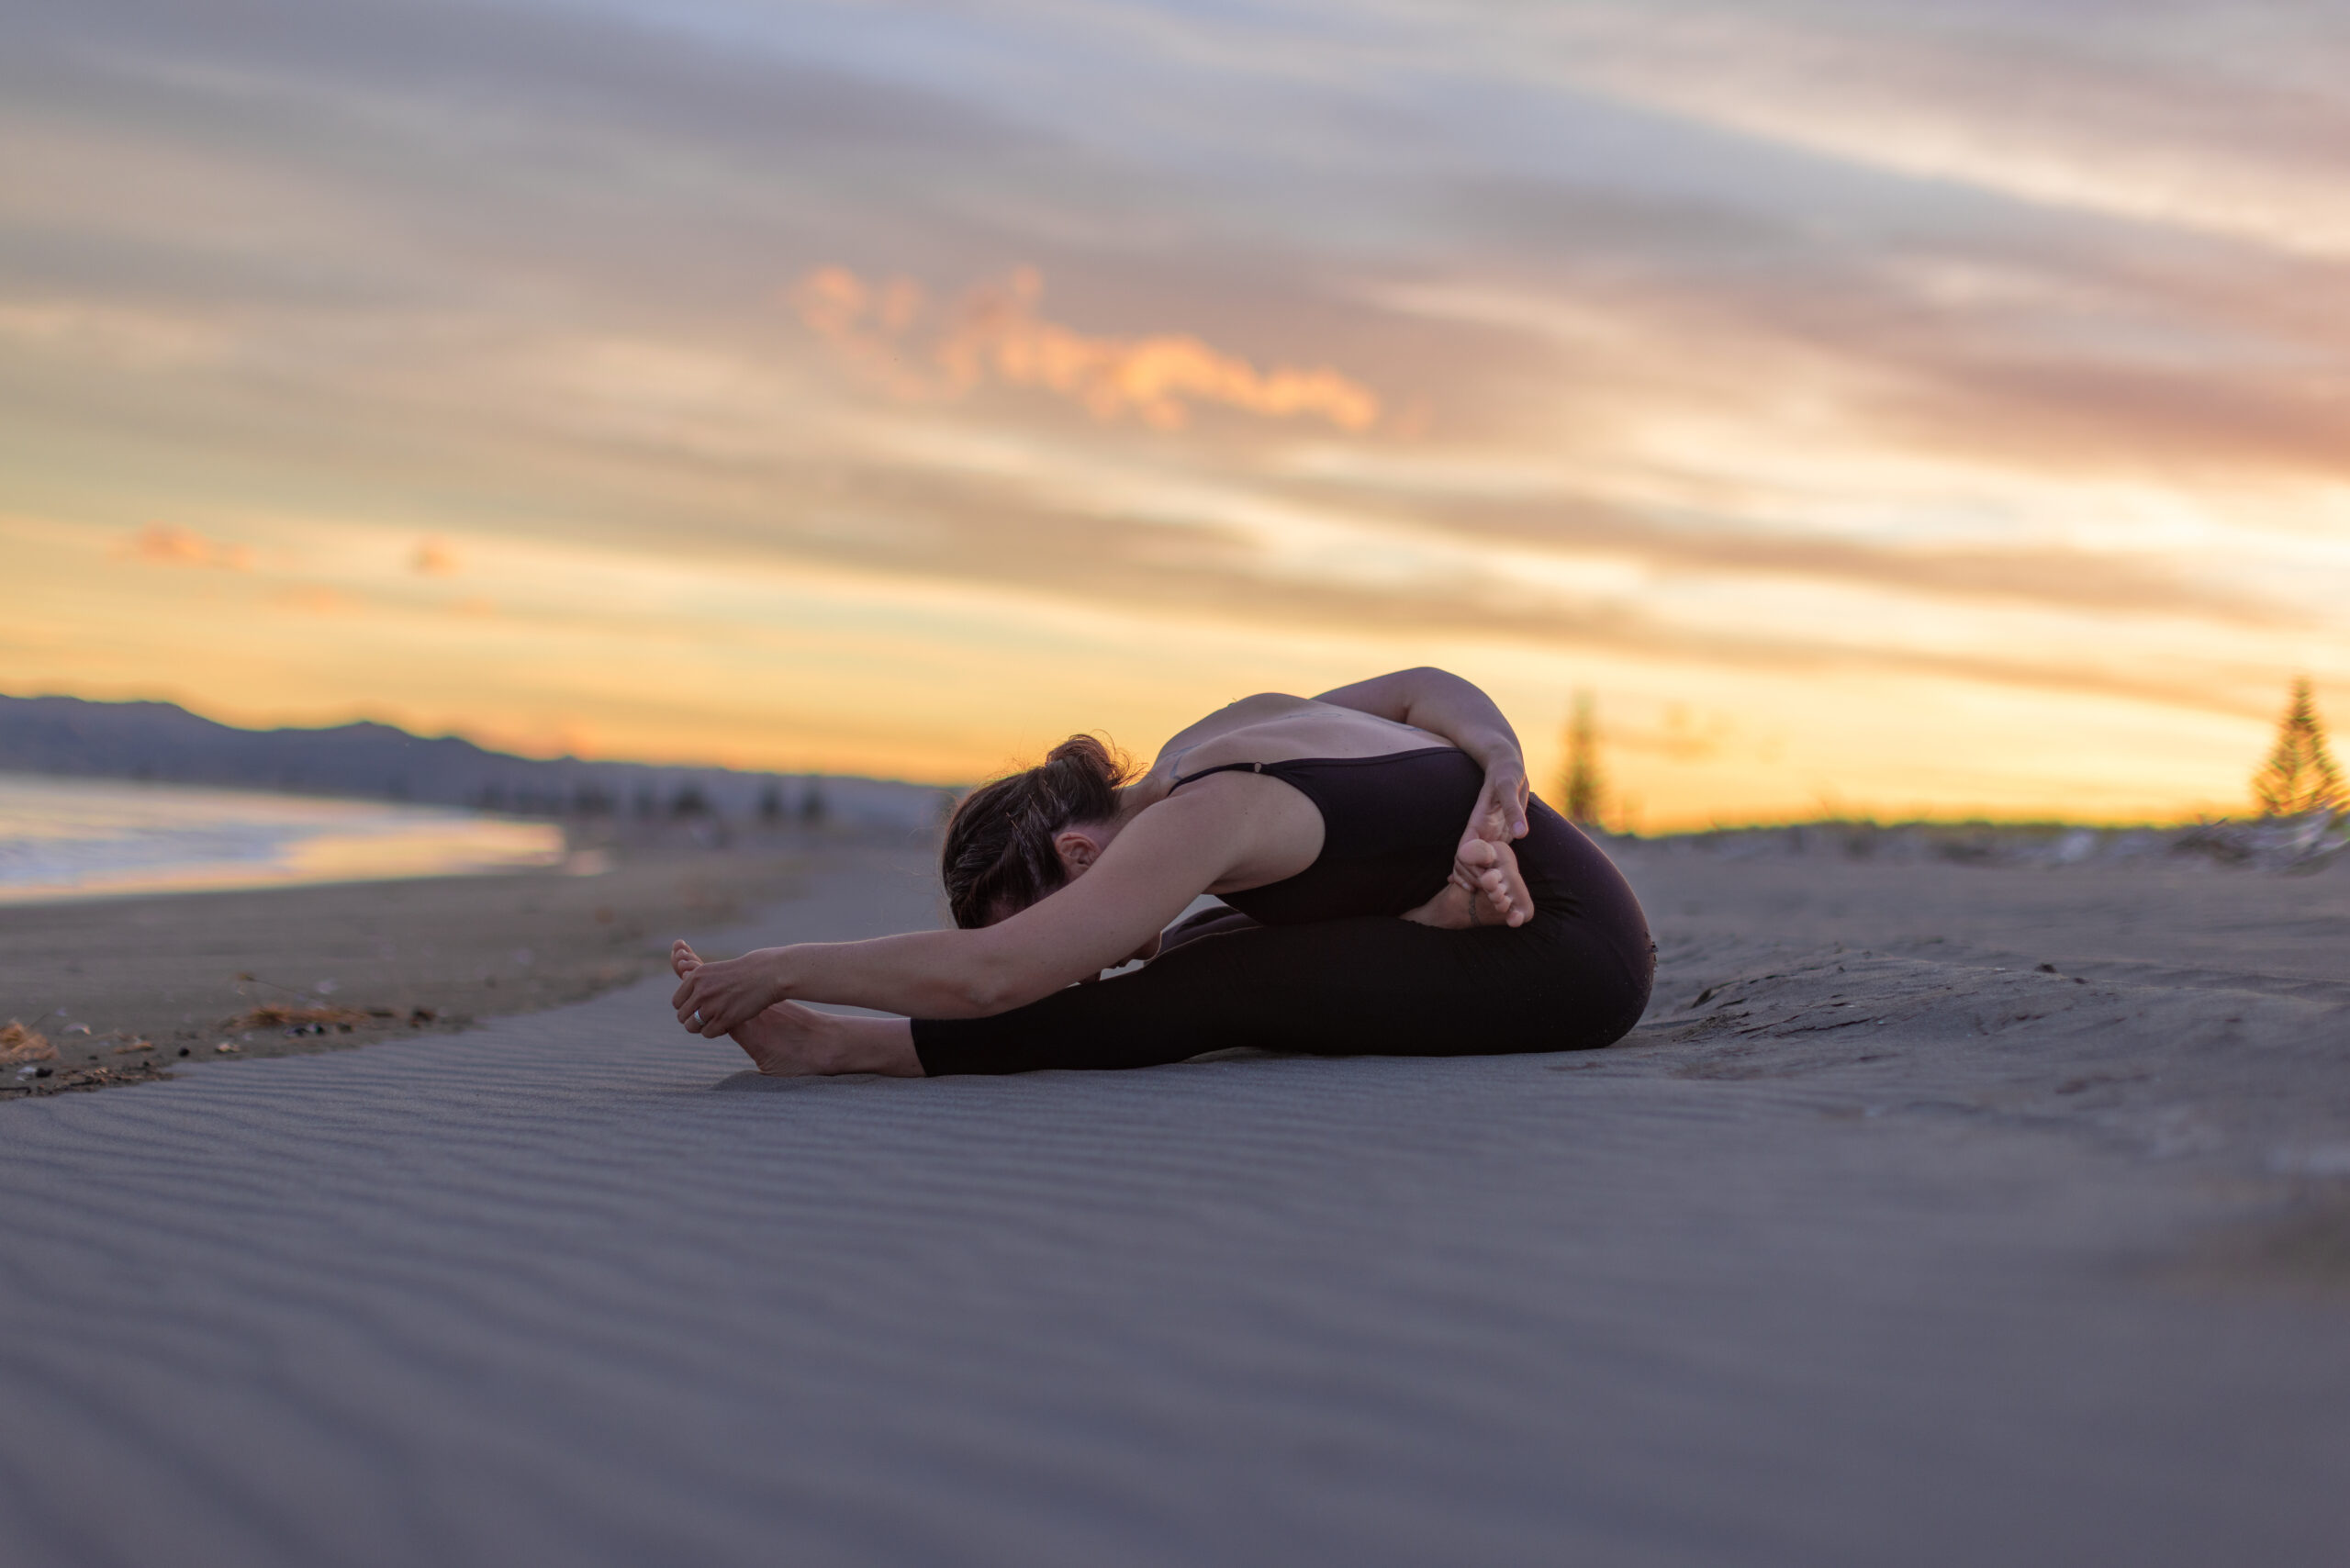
[1143,693,1449,789]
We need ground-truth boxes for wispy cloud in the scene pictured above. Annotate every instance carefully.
[1497,4,2350,260]
[411,539,462,577]
[115,525,252,571]
[794,267,1382,431]
[268,586,356,616]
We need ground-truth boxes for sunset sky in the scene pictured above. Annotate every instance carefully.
[6,0,2346,825]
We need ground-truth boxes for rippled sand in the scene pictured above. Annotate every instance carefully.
[1,843,2344,1565]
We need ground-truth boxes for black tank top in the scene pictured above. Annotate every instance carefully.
[1168,746,1485,924]
[1168,745,1647,952]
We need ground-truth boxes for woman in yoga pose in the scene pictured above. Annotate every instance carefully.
[668,666,1652,1076]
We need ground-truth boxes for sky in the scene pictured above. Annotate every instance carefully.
[4,0,2346,826]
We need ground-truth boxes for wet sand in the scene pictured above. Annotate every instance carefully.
[2,839,2346,1565]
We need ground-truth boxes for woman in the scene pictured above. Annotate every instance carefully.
[669,667,1653,1076]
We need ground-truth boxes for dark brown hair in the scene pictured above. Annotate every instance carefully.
[942,734,1130,927]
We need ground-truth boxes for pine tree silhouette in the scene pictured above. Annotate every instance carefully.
[1561,690,1605,826]
[2253,677,2343,817]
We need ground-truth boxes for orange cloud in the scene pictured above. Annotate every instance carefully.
[789,269,938,400]
[791,266,1381,432]
[270,586,354,616]
[118,523,252,570]
[412,538,461,577]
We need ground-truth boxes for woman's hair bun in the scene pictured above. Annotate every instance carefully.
[941,735,1132,928]
[1039,734,1125,823]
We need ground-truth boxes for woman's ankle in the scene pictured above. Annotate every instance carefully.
[811,1014,923,1077]
[840,1016,923,1077]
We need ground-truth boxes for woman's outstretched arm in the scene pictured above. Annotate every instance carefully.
[669,789,1250,1036]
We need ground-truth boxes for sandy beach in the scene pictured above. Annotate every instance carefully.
[15,0,2350,1561]
[3,836,2347,1565]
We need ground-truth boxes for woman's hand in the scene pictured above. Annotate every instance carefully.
[1315,667,1528,856]
[1467,752,1530,847]
[670,941,789,1036]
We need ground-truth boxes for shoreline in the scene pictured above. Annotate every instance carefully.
[2,827,937,1100]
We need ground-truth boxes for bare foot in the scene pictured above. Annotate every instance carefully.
[1403,837,1533,930]
[1454,837,1532,926]
[671,940,921,1076]
[728,998,845,1076]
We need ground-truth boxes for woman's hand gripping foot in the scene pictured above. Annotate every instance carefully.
[670,941,923,1077]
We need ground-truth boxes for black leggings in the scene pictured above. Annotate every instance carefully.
[911,909,1654,1076]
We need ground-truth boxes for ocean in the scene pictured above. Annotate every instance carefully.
[0,774,568,903]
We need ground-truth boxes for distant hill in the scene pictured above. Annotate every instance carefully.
[0,694,950,834]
